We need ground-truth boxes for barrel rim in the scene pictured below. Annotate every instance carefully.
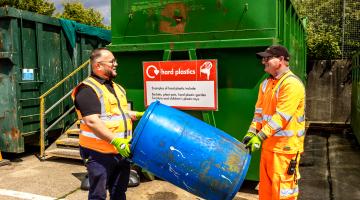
[226,153,252,200]
[131,101,160,153]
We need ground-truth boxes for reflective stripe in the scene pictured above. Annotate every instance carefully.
[248,127,257,134]
[274,130,294,137]
[262,79,269,93]
[277,110,292,122]
[275,87,280,99]
[126,130,132,138]
[280,187,298,197]
[84,78,106,115]
[125,113,131,120]
[275,74,300,100]
[111,82,129,135]
[99,115,126,121]
[263,114,272,122]
[114,132,127,138]
[297,129,305,137]
[255,108,263,114]
[258,131,267,140]
[253,116,262,123]
[268,119,282,132]
[297,115,305,123]
[80,115,127,124]
[114,83,126,96]
[81,130,126,139]
[81,130,101,139]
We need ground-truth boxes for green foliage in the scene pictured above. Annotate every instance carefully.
[0,0,108,29]
[0,0,55,16]
[307,31,342,59]
[0,0,18,7]
[56,2,107,29]
[293,0,359,59]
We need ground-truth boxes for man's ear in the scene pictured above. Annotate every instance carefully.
[95,63,102,70]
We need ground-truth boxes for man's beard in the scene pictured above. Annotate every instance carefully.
[105,68,116,80]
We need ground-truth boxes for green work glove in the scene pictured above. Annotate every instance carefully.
[247,135,262,152]
[129,111,145,120]
[136,111,145,119]
[111,138,130,158]
[242,132,256,145]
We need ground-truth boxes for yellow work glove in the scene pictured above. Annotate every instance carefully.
[242,132,256,145]
[111,138,130,158]
[247,135,262,152]
[129,111,145,120]
[136,111,145,119]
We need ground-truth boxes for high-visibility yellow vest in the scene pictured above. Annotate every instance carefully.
[72,77,132,154]
[248,70,305,154]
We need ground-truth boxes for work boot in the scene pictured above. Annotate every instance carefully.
[80,174,90,190]
[128,169,140,187]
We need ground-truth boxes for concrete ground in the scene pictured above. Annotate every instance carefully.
[0,151,257,200]
[1,125,360,200]
[299,125,360,200]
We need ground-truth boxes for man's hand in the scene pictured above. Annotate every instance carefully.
[111,138,130,157]
[129,111,145,121]
[247,136,262,152]
[242,132,256,145]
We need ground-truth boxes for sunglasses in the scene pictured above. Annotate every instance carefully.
[98,59,117,65]
[262,56,281,62]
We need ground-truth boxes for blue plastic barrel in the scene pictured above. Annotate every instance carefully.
[131,101,251,200]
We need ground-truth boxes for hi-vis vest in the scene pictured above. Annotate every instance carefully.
[71,77,132,154]
[248,70,305,154]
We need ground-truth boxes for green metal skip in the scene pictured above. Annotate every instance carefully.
[108,0,306,181]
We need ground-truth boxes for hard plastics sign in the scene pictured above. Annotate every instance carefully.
[143,60,218,110]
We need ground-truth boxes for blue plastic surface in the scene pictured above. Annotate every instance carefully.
[131,101,251,200]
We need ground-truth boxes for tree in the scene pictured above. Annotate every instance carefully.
[0,0,18,7]
[0,0,55,16]
[293,0,360,59]
[56,2,107,29]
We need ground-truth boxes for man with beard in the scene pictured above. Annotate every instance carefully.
[72,48,144,200]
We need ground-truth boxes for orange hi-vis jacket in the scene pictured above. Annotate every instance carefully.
[71,77,133,154]
[248,70,305,154]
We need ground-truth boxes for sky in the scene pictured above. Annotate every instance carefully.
[49,0,111,25]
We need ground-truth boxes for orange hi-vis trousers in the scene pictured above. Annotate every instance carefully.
[259,150,301,200]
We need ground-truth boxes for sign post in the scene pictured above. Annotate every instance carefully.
[143,60,218,110]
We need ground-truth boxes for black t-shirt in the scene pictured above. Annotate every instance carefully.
[74,74,117,117]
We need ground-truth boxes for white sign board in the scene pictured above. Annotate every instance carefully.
[143,60,218,110]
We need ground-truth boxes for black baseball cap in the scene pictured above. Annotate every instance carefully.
[256,45,290,61]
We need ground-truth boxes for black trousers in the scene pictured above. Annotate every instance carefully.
[80,146,130,200]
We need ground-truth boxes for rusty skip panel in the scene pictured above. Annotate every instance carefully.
[159,3,188,34]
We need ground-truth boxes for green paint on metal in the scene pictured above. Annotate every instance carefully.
[129,0,199,13]
[109,0,306,181]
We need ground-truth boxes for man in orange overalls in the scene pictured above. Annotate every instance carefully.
[242,45,306,200]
